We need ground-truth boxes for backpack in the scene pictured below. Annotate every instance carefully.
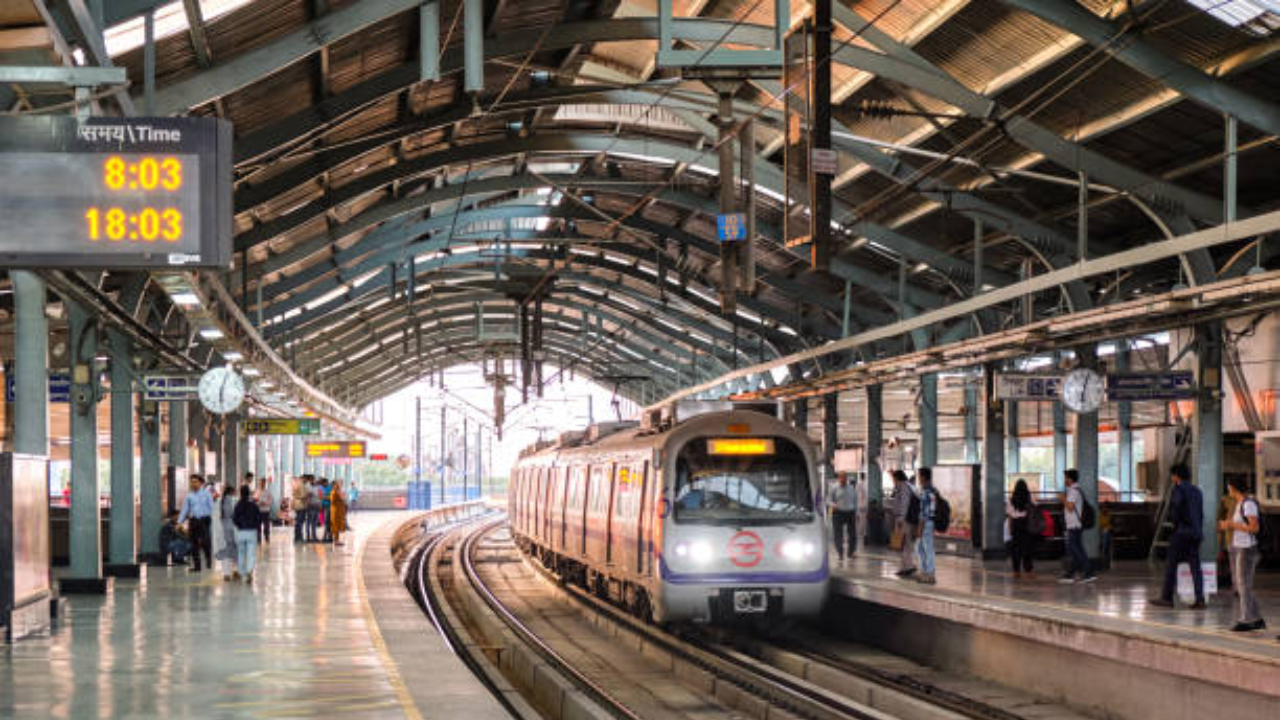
[906,492,921,525]
[1079,496,1097,530]
[1244,498,1272,554]
[1026,505,1045,535]
[933,492,952,534]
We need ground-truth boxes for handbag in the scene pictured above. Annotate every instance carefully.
[889,524,905,551]
[1027,506,1046,535]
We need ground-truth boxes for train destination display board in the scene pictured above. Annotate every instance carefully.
[305,441,366,459]
[246,418,321,435]
[0,116,232,268]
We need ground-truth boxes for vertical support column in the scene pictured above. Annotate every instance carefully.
[169,400,187,516]
[740,116,755,292]
[972,219,983,294]
[1117,340,1133,498]
[208,418,221,485]
[12,271,49,456]
[105,329,138,576]
[716,89,738,315]
[293,434,304,480]
[791,398,808,432]
[420,1,440,82]
[1225,114,1238,224]
[238,420,249,486]
[964,382,979,463]
[1194,322,1224,560]
[919,374,938,468]
[254,435,266,480]
[143,10,156,115]
[1053,397,1068,492]
[1006,400,1020,474]
[982,366,1006,557]
[463,416,470,500]
[463,0,483,93]
[440,404,447,505]
[821,392,838,481]
[1075,347,1101,559]
[865,384,883,504]
[139,394,162,564]
[64,300,105,593]
[810,0,833,271]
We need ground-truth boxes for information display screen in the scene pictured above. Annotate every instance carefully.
[0,116,231,268]
[305,441,366,459]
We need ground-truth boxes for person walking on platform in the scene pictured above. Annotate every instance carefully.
[329,479,349,547]
[233,485,263,585]
[891,470,918,578]
[255,478,274,545]
[178,475,214,573]
[293,476,310,543]
[1007,480,1037,579]
[1060,469,1097,584]
[1150,464,1206,609]
[915,468,937,585]
[307,477,323,542]
[216,483,240,581]
[321,478,333,542]
[1219,477,1265,631]
[829,473,858,564]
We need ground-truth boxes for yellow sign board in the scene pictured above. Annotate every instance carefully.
[245,418,321,435]
[305,441,366,459]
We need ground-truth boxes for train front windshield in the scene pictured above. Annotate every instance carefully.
[673,437,814,525]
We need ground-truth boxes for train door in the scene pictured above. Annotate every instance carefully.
[550,466,567,553]
[586,463,612,564]
[607,463,627,568]
[635,460,651,575]
[512,469,523,534]
[569,465,588,557]
[535,467,548,544]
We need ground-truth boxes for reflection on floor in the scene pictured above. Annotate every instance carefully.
[1,512,417,720]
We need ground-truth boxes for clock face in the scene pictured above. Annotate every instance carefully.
[1062,368,1104,414]
[198,366,245,414]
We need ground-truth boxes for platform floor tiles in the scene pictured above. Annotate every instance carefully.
[1,513,420,720]
[834,541,1280,660]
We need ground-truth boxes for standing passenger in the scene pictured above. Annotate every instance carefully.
[1059,469,1096,584]
[320,478,333,542]
[307,477,324,542]
[232,485,262,585]
[1007,480,1036,579]
[829,473,858,564]
[330,479,349,547]
[255,478,273,545]
[1219,477,1264,630]
[915,468,937,585]
[293,476,309,543]
[178,475,214,573]
[891,470,918,578]
[217,483,240,581]
[1150,464,1205,608]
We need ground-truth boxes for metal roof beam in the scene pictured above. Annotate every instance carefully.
[1001,0,1280,137]
[181,0,212,68]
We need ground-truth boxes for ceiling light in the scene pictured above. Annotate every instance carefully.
[222,350,243,361]
[242,367,260,377]
[1186,0,1280,35]
[199,327,223,340]
[170,291,200,307]
[912,261,929,273]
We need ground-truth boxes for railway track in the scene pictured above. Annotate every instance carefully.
[403,515,1070,720]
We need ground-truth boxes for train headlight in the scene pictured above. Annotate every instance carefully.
[674,540,714,564]
[781,539,816,561]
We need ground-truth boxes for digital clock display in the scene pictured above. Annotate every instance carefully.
[0,116,231,268]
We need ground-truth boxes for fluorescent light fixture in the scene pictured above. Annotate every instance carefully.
[104,0,258,56]
[198,327,223,340]
[242,367,261,377]
[222,350,243,361]
[170,291,200,306]
[912,261,929,273]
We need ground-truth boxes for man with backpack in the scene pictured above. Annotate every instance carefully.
[1150,464,1206,609]
[1060,469,1098,584]
[1218,476,1265,631]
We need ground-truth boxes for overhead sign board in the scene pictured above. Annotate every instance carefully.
[142,374,199,401]
[245,418,321,435]
[0,116,232,268]
[4,369,71,403]
[305,441,366,459]
[810,148,838,175]
[1106,371,1195,401]
[995,373,1062,401]
[716,213,747,242]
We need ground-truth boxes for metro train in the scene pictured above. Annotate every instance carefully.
[509,402,829,624]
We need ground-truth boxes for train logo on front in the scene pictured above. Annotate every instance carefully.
[728,531,764,568]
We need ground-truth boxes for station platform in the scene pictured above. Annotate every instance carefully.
[0,511,502,720]
[829,546,1280,720]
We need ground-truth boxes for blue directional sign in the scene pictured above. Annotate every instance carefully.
[142,374,199,401]
[4,371,71,403]
[716,213,747,242]
[995,373,1062,401]
[1106,371,1195,401]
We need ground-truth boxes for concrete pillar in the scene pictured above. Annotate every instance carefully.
[1075,347,1101,559]
[12,271,49,455]
[865,384,883,503]
[1006,400,1021,474]
[169,400,187,516]
[138,395,162,564]
[105,329,138,576]
[964,382,980,463]
[919,374,938,469]
[207,418,221,484]
[254,435,266,479]
[1117,341,1134,499]
[822,392,838,479]
[293,435,304,478]
[1053,399,1068,492]
[1194,322,1223,560]
[64,300,105,593]
[982,366,1006,556]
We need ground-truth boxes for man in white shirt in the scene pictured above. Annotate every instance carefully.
[1060,469,1096,584]
[829,473,858,563]
[1218,476,1265,632]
